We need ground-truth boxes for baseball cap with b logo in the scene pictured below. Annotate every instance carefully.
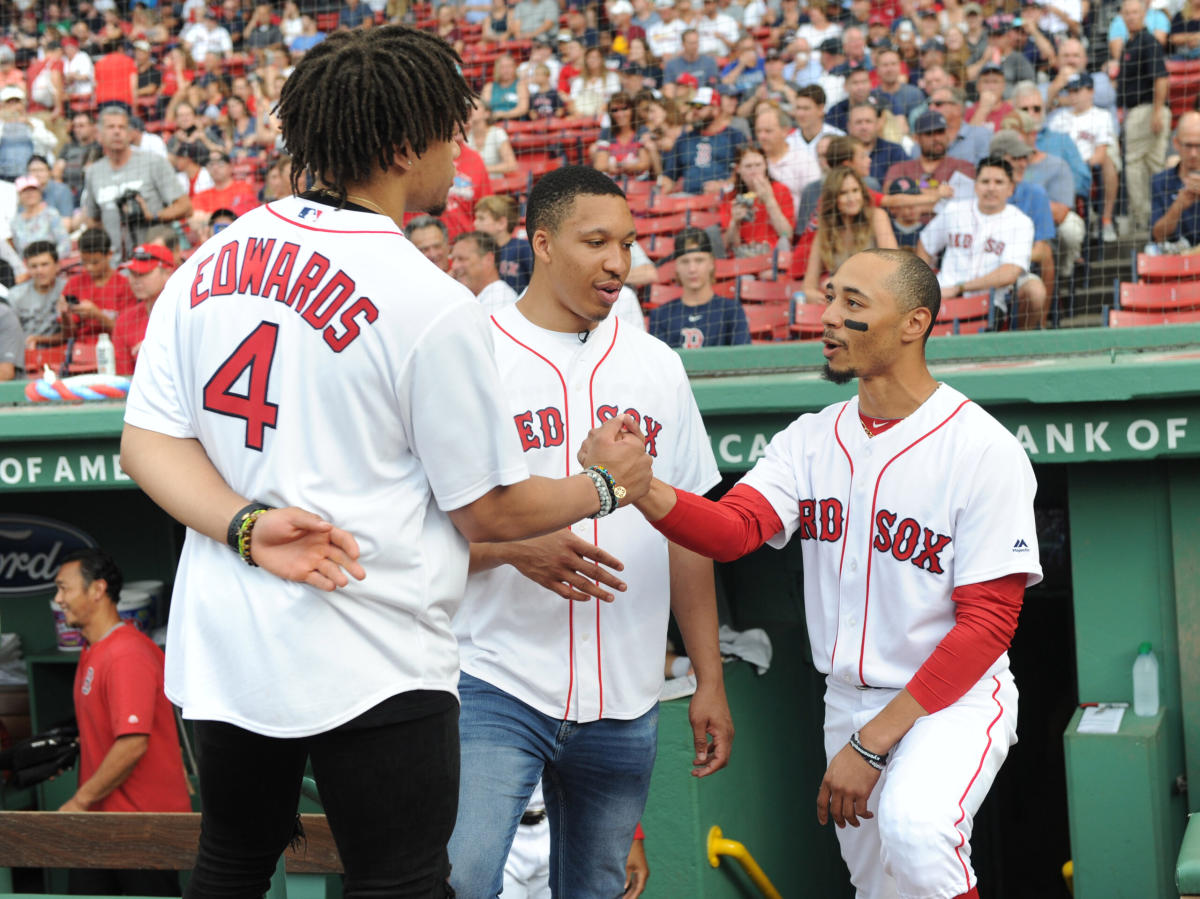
[121,244,175,275]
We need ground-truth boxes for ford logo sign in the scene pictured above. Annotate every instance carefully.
[0,516,98,597]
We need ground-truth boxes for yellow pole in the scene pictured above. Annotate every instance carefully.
[706,825,783,899]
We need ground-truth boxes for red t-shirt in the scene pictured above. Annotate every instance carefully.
[558,64,581,95]
[443,144,493,240]
[73,624,191,813]
[112,301,151,376]
[965,99,1013,132]
[192,180,261,218]
[161,66,194,98]
[94,51,138,106]
[64,270,137,339]
[720,181,796,249]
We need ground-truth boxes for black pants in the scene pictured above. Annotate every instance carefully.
[68,868,180,896]
[186,698,459,899]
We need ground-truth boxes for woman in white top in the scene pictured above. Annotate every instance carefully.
[465,99,517,176]
[279,1,303,42]
[568,47,620,118]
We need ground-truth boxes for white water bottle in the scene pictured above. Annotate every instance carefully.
[1132,642,1160,717]
[95,333,116,376]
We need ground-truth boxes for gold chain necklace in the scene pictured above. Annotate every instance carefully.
[344,193,388,217]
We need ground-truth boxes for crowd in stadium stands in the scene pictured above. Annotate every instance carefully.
[1,0,1199,382]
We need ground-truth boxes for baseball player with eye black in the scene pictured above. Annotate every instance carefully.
[580,247,1042,899]
[447,165,733,899]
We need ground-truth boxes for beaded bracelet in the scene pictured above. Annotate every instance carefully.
[584,469,615,519]
[849,731,888,771]
[236,508,271,567]
[227,502,272,552]
[588,465,627,505]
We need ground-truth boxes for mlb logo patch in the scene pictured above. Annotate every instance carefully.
[297,206,323,222]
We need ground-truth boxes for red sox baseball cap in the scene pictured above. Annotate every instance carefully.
[121,244,175,274]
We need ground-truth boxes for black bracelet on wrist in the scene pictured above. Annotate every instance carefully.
[849,731,888,771]
[227,502,272,552]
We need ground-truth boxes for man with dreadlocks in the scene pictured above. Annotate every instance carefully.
[119,26,651,898]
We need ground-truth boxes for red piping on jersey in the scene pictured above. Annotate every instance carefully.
[952,675,1005,893]
[858,398,972,685]
[264,204,402,235]
[828,403,855,672]
[587,320,620,720]
[492,315,576,719]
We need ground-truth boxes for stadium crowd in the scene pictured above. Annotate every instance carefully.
[0,0,1197,382]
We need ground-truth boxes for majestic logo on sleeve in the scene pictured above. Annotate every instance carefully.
[512,405,665,457]
[796,500,952,575]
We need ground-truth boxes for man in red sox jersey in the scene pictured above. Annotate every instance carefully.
[120,29,651,898]
[581,248,1042,899]
[449,166,733,898]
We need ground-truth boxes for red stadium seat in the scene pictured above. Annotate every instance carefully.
[503,119,553,135]
[1134,252,1200,282]
[24,345,66,377]
[68,340,98,374]
[492,170,530,196]
[620,178,655,197]
[714,254,773,280]
[647,193,721,215]
[1107,307,1200,326]
[646,284,682,308]
[645,236,675,261]
[686,210,720,229]
[737,279,797,304]
[635,212,689,239]
[1115,279,1200,311]
[789,303,824,340]
[935,293,993,334]
[743,302,789,341]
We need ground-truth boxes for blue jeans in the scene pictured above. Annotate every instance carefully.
[448,672,658,898]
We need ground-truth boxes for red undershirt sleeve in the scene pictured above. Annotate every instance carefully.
[906,572,1027,714]
[650,483,785,563]
[634,822,645,841]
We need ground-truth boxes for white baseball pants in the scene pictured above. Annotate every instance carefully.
[822,670,1018,899]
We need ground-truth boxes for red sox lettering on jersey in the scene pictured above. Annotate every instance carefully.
[740,385,1041,691]
[455,304,719,724]
[946,233,1007,256]
[514,404,663,456]
[795,499,952,574]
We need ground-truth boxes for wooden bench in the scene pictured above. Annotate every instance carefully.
[0,811,342,899]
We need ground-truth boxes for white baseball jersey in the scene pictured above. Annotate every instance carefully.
[645,18,686,59]
[455,303,720,722]
[613,285,646,332]
[739,384,1042,689]
[919,198,1034,290]
[696,12,739,55]
[1047,105,1117,164]
[125,195,530,738]
[478,277,519,313]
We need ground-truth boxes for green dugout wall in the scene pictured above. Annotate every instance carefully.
[1,324,1198,897]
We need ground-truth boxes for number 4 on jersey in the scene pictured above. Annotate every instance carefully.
[203,322,280,451]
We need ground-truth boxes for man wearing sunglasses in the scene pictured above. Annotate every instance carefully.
[926,87,992,165]
[1012,81,1090,199]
